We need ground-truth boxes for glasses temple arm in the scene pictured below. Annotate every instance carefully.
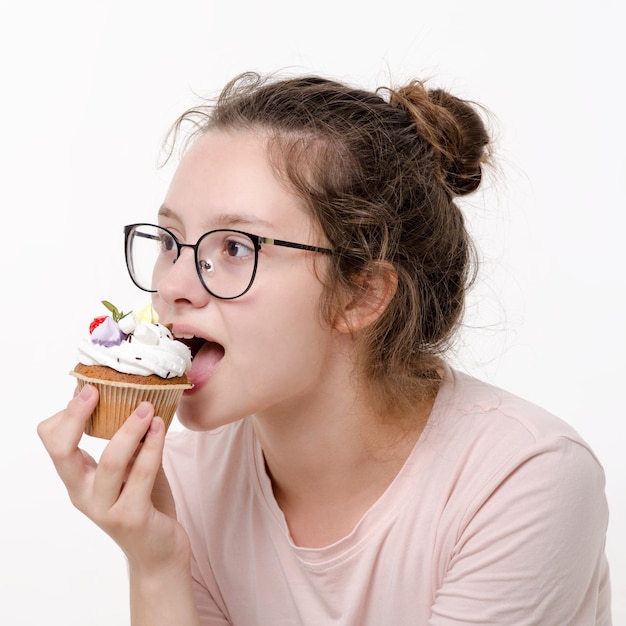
[261,237,333,255]
[132,231,162,242]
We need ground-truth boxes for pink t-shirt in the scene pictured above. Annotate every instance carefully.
[163,368,612,625]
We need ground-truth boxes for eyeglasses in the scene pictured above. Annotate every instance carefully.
[124,223,333,300]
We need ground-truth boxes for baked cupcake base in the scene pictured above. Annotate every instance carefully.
[71,369,192,439]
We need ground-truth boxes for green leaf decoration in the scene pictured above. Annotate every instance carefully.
[101,300,130,322]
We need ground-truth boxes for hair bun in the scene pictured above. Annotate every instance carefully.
[388,81,490,197]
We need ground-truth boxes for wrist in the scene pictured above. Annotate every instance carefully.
[126,542,192,582]
[128,557,199,626]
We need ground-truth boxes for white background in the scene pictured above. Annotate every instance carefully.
[1,1,624,623]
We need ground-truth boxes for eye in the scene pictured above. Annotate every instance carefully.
[159,232,177,253]
[224,236,255,258]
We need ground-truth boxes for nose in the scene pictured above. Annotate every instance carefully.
[155,246,211,309]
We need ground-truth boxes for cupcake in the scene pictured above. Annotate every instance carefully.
[71,301,192,439]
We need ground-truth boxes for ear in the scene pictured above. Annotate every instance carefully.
[334,261,398,334]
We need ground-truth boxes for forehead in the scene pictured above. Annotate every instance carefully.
[169,130,276,199]
[162,130,313,235]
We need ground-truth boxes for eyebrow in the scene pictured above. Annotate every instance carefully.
[158,205,275,232]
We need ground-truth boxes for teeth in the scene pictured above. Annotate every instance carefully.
[174,333,195,339]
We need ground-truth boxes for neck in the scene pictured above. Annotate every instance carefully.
[252,366,434,547]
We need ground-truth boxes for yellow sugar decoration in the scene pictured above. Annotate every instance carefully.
[133,302,159,324]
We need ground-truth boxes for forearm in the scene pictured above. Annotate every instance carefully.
[129,560,201,626]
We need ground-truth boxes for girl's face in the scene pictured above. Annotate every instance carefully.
[153,130,339,430]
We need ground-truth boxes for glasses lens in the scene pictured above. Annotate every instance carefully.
[126,224,177,292]
[126,225,258,299]
[197,230,257,299]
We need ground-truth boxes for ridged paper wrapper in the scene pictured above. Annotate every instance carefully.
[70,371,192,439]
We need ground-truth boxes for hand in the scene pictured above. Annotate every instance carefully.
[37,384,191,574]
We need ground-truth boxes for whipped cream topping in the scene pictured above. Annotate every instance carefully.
[78,303,192,379]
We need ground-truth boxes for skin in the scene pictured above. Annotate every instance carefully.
[38,129,433,624]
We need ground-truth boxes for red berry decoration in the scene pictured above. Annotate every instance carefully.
[89,316,108,334]
[88,301,130,334]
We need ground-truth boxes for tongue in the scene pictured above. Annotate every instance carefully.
[188,341,224,385]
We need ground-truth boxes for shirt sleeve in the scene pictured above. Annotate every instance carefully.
[429,436,611,625]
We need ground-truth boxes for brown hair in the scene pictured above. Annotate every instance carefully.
[167,72,491,413]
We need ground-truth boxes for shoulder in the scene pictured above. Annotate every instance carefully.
[431,367,601,461]
[421,367,607,514]
[422,370,610,623]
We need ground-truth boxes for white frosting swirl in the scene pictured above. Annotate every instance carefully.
[78,321,192,378]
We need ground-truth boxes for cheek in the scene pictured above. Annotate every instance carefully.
[232,282,330,377]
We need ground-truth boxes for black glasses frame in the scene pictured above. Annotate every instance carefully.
[124,223,333,300]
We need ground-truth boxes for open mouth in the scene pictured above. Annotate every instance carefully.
[177,335,209,359]
[175,335,225,385]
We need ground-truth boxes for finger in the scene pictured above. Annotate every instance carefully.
[93,402,155,509]
[37,385,100,491]
[119,416,166,509]
[38,385,99,452]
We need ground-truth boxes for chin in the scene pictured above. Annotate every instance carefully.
[175,401,245,432]
[175,404,209,431]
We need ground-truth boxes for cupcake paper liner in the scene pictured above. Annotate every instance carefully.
[70,371,192,440]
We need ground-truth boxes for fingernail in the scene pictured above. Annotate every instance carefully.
[135,402,150,419]
[149,418,162,434]
[79,385,94,401]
